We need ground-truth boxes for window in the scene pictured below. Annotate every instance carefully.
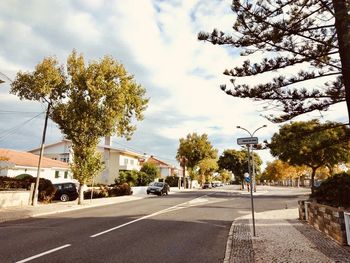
[55,171,60,178]
[124,158,129,165]
[64,171,68,179]
[130,159,134,165]
[60,157,69,163]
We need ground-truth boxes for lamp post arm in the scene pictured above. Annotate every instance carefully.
[237,126,252,137]
[252,125,267,137]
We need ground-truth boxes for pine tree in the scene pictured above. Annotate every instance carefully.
[198,0,350,123]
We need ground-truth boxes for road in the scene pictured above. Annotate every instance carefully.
[0,186,309,263]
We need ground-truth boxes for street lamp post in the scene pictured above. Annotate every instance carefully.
[236,125,267,237]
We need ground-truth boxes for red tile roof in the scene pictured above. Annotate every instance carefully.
[0,148,69,169]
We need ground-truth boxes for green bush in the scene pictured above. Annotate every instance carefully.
[165,176,179,187]
[108,183,133,196]
[0,176,56,203]
[310,172,350,208]
[115,171,138,186]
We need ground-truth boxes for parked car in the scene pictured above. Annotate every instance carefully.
[146,182,170,196]
[53,182,79,202]
[202,182,212,189]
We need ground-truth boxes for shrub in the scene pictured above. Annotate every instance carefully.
[310,172,350,208]
[108,183,133,196]
[115,171,137,186]
[140,163,159,181]
[83,186,109,199]
[0,176,56,203]
[165,176,179,187]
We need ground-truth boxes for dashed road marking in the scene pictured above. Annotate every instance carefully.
[15,244,71,263]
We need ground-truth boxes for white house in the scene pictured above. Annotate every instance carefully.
[0,148,72,181]
[29,137,145,185]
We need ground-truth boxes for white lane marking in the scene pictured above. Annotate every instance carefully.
[15,244,71,263]
[91,195,225,238]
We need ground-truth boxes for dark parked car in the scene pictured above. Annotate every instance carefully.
[202,182,212,189]
[146,182,170,196]
[53,182,79,202]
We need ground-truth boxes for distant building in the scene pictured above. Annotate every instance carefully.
[140,155,178,179]
[29,138,145,185]
[0,148,71,181]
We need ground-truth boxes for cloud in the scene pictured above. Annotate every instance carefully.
[0,0,346,169]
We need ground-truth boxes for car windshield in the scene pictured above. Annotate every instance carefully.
[154,182,164,187]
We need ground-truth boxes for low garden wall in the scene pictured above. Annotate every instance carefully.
[298,200,348,245]
[0,190,31,208]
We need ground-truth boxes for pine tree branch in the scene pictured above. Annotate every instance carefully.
[236,1,338,50]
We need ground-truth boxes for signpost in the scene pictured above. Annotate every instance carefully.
[237,137,258,145]
[237,136,258,236]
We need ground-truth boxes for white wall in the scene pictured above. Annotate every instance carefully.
[0,190,31,208]
[4,166,72,181]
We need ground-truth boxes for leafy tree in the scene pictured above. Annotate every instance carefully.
[262,159,309,186]
[218,169,232,183]
[176,133,218,169]
[269,120,350,192]
[10,57,68,204]
[218,149,262,188]
[12,50,148,203]
[198,158,218,184]
[140,162,160,182]
[198,0,350,123]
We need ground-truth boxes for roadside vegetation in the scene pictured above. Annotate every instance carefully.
[0,175,56,203]
[10,50,148,204]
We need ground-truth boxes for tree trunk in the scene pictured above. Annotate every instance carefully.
[78,183,84,205]
[333,0,350,123]
[311,167,317,194]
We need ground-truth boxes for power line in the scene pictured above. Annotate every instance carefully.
[0,112,45,142]
[0,110,42,114]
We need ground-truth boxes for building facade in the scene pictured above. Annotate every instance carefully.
[0,148,71,182]
[29,138,144,185]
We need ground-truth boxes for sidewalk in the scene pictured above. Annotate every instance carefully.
[225,208,350,263]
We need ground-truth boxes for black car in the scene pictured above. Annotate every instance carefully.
[53,182,79,202]
[146,182,170,196]
[202,182,212,189]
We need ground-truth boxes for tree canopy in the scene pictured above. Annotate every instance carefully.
[198,0,350,123]
[176,133,218,169]
[198,158,219,184]
[11,50,148,203]
[262,159,308,183]
[269,119,350,192]
[218,149,262,186]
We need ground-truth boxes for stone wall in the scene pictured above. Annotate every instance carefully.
[298,200,348,245]
[0,190,31,208]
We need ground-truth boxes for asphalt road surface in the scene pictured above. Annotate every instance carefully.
[0,186,309,263]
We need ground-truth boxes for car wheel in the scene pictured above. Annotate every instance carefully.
[158,192,162,196]
[60,194,69,202]
[147,191,150,195]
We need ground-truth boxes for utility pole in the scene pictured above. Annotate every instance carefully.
[32,102,51,206]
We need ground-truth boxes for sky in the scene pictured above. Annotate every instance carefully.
[0,0,347,168]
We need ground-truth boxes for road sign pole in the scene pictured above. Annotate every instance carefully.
[247,144,256,237]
